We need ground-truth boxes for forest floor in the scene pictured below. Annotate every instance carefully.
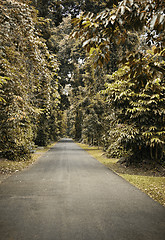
[77,143,165,207]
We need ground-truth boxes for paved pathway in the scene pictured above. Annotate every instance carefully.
[0,139,165,240]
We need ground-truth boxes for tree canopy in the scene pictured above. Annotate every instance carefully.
[0,0,164,165]
[68,0,165,164]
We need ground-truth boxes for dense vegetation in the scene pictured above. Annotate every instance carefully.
[0,0,164,166]
[0,0,63,160]
[68,0,165,165]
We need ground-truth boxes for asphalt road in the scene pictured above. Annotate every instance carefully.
[0,138,165,240]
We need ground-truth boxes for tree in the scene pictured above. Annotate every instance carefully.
[67,50,107,144]
[32,0,117,26]
[72,0,164,65]
[71,0,165,163]
[0,0,38,159]
[103,48,165,163]
[0,0,61,159]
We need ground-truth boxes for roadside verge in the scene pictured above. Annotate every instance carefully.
[0,142,56,183]
[77,143,165,207]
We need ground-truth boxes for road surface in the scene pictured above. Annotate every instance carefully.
[0,138,165,240]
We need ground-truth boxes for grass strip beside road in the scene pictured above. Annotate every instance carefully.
[0,142,56,183]
[77,143,165,207]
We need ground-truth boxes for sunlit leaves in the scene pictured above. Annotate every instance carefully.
[71,0,165,67]
[0,0,61,160]
[103,45,165,162]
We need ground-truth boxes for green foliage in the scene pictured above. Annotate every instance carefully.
[32,0,116,27]
[71,0,165,66]
[0,0,61,160]
[67,51,106,144]
[70,0,165,164]
[103,47,165,163]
